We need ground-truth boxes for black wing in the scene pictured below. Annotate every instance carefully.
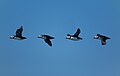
[105,36,110,39]
[98,34,110,39]
[44,39,52,46]
[74,28,80,37]
[44,35,54,39]
[16,26,23,37]
[101,38,106,45]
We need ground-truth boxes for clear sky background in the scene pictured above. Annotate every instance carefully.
[0,0,120,76]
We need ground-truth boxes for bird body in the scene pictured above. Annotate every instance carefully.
[94,34,110,45]
[66,28,82,41]
[10,26,27,40]
[38,35,54,46]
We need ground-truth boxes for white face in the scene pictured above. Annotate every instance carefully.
[66,35,71,39]
[94,36,98,39]
[10,36,14,39]
[38,35,42,38]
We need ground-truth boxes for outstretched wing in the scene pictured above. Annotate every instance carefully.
[44,39,52,46]
[16,26,23,37]
[101,38,106,45]
[98,34,110,39]
[45,35,54,39]
[74,28,80,37]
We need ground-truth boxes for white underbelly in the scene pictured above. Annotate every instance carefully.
[70,37,80,41]
[15,37,22,40]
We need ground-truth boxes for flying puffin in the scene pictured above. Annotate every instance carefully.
[38,34,54,46]
[66,28,82,41]
[10,26,27,40]
[94,34,110,45]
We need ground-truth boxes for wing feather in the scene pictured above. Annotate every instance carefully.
[74,28,80,37]
[44,39,52,46]
[16,26,23,37]
[101,38,106,45]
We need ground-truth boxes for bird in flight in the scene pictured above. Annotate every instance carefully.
[38,34,54,46]
[10,26,27,40]
[94,34,110,45]
[66,28,83,41]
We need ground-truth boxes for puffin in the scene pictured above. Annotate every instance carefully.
[66,28,82,41]
[10,26,27,40]
[38,34,54,46]
[94,34,110,45]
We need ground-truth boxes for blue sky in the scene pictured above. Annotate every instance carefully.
[0,0,120,76]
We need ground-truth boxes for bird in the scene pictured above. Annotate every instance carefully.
[37,34,54,46]
[66,28,83,41]
[10,26,27,40]
[94,34,110,45]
